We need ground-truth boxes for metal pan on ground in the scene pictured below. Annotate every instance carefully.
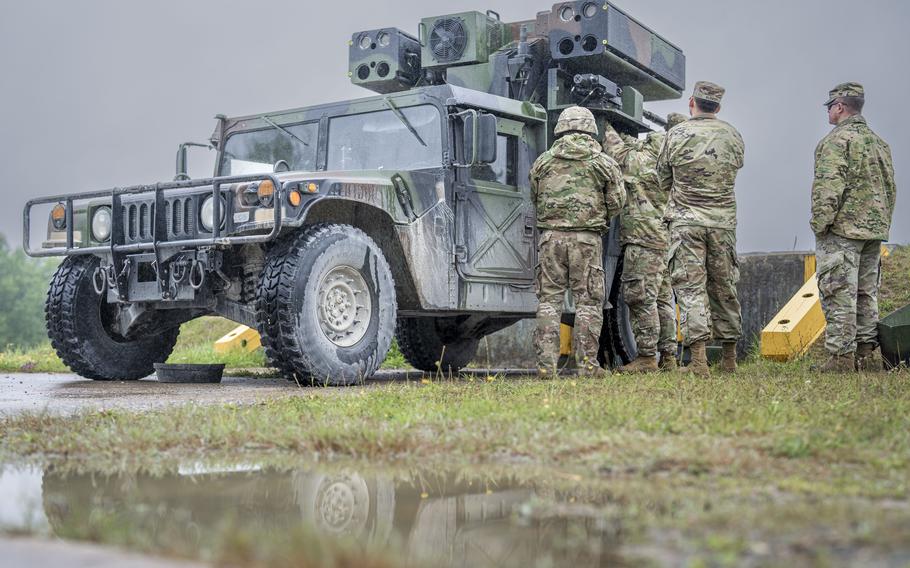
[154,363,225,384]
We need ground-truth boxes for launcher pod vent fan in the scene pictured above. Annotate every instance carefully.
[420,11,506,68]
[429,17,468,63]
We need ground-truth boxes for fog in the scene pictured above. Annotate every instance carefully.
[1,0,906,252]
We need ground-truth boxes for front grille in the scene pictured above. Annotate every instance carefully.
[167,197,195,237]
[121,196,198,243]
[124,202,154,241]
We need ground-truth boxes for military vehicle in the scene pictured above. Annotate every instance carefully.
[23,1,685,384]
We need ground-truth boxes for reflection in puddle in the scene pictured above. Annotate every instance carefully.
[6,463,623,566]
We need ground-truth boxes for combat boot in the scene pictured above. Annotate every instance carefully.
[816,352,856,374]
[678,341,709,378]
[659,350,678,372]
[617,355,659,374]
[720,342,737,374]
[855,343,884,372]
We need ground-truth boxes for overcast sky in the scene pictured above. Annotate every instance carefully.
[1,0,906,252]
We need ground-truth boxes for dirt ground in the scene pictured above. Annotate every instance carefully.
[0,370,531,416]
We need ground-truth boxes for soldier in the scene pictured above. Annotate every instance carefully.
[812,82,896,372]
[530,106,625,375]
[602,113,687,373]
[657,81,745,377]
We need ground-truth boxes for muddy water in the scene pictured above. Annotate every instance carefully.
[1,463,627,566]
[3,462,910,567]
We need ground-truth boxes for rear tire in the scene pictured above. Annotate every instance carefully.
[46,256,179,380]
[257,224,397,386]
[396,317,479,373]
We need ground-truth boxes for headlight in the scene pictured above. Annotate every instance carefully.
[200,195,225,231]
[91,207,112,241]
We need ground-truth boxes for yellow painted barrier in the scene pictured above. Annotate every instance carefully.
[559,323,573,356]
[760,275,825,361]
[214,325,261,353]
[803,254,816,283]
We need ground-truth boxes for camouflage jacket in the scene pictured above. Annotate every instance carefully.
[811,115,896,240]
[530,133,625,233]
[603,124,669,250]
[657,116,745,230]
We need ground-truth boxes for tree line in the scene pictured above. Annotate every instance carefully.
[0,233,59,350]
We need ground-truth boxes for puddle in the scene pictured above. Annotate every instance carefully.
[1,462,626,566]
[2,461,909,567]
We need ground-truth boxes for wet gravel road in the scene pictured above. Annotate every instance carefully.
[0,369,533,416]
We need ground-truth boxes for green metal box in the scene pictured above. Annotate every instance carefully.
[349,28,421,94]
[879,304,910,368]
[420,11,507,68]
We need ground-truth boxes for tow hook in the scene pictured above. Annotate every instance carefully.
[189,259,206,290]
[92,265,108,295]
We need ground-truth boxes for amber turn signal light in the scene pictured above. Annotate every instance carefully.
[257,179,275,206]
[51,203,66,230]
[287,190,302,207]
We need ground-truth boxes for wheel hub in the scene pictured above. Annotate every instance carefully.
[317,266,371,347]
[313,474,370,536]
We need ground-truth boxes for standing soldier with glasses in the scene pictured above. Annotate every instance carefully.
[657,82,745,378]
[530,106,625,375]
[602,113,687,373]
[812,82,896,373]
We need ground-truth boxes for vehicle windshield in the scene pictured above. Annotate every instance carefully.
[327,105,442,171]
[219,122,318,176]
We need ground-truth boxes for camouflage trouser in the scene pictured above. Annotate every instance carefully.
[669,225,742,346]
[621,244,677,356]
[816,233,882,355]
[535,230,605,372]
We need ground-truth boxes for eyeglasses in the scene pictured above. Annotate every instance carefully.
[826,101,842,112]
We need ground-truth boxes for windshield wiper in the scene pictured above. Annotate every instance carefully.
[383,97,427,147]
[261,115,310,147]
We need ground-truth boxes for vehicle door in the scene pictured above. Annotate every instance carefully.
[453,115,545,283]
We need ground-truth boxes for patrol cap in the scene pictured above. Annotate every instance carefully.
[666,112,687,130]
[692,81,724,104]
[824,82,864,106]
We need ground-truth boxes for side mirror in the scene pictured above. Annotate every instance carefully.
[462,111,497,166]
[174,142,213,181]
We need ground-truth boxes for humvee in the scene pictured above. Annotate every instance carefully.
[24,2,685,384]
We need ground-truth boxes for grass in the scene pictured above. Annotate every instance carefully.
[2,359,908,496]
[0,316,409,373]
[2,360,909,566]
[881,244,910,316]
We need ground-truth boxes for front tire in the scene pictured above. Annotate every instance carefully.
[257,224,397,385]
[46,256,179,380]
[396,317,479,373]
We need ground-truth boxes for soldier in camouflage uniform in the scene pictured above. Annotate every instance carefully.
[602,113,687,373]
[812,82,896,373]
[530,106,625,375]
[657,81,745,377]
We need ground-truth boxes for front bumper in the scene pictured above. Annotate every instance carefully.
[22,173,287,258]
